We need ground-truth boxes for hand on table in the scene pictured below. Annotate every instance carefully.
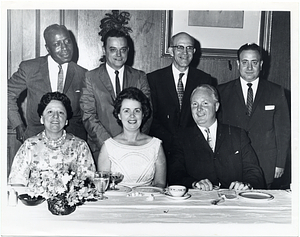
[193,179,213,191]
[229,181,252,191]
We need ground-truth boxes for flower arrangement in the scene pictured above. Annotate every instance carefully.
[98,10,132,41]
[26,163,95,215]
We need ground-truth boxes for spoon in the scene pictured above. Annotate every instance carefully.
[211,195,225,205]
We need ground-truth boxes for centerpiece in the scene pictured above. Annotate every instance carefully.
[26,165,96,216]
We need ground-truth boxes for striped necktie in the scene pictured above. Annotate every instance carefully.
[246,83,253,116]
[177,73,184,109]
[57,64,64,93]
[205,128,214,151]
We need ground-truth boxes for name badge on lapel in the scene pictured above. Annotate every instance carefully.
[265,105,275,110]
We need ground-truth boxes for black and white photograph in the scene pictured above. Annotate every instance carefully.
[1,0,299,236]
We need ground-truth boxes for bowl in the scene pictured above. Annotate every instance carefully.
[18,194,45,206]
[168,185,187,197]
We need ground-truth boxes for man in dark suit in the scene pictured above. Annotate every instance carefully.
[147,32,214,160]
[8,24,87,142]
[168,85,264,190]
[218,43,290,188]
[80,29,150,162]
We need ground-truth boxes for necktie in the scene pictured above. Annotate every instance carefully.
[205,128,214,151]
[177,73,184,109]
[246,83,253,116]
[115,70,121,96]
[57,64,64,93]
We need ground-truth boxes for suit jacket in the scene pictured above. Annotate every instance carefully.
[147,65,213,156]
[8,55,87,140]
[168,123,265,189]
[80,63,151,156]
[217,79,290,185]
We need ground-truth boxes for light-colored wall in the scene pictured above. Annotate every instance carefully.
[7,10,241,82]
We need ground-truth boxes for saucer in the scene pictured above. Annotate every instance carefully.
[133,186,164,196]
[165,193,191,200]
[238,191,274,201]
[106,185,132,196]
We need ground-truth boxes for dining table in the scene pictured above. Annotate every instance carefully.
[1,185,297,236]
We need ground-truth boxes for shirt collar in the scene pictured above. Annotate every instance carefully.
[48,55,68,72]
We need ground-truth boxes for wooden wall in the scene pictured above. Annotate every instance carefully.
[7,10,291,177]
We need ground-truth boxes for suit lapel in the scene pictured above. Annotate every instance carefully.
[164,66,180,108]
[234,79,247,108]
[99,64,115,99]
[63,62,74,93]
[251,79,265,114]
[215,123,226,154]
[191,125,213,154]
[40,56,52,90]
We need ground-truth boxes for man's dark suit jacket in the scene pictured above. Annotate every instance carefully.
[218,79,290,185]
[147,65,213,157]
[168,123,265,189]
[8,55,87,140]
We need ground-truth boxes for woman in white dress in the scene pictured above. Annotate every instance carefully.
[98,87,166,188]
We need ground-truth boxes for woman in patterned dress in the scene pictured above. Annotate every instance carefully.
[8,92,96,186]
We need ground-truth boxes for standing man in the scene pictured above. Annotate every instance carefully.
[8,24,87,142]
[147,32,214,160]
[80,29,151,162]
[168,85,264,190]
[218,43,290,188]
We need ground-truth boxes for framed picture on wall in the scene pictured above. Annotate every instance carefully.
[161,10,272,58]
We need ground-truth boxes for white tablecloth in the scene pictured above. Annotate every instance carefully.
[1,188,297,236]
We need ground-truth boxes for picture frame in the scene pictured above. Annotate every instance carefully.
[161,10,272,58]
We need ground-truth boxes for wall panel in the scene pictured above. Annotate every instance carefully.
[6,9,291,179]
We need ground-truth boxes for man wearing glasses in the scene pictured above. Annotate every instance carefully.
[80,29,150,163]
[147,32,214,165]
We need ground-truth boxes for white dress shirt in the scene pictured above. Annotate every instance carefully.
[106,64,124,94]
[48,55,68,92]
[240,77,259,104]
[198,119,218,152]
[172,64,188,89]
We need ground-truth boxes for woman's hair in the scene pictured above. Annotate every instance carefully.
[113,87,152,129]
[37,92,73,119]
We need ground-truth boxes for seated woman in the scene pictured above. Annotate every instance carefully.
[98,87,166,188]
[8,92,96,186]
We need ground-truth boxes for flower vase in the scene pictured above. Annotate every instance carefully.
[47,196,76,216]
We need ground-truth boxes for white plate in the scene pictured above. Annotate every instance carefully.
[165,193,191,200]
[238,191,274,201]
[105,185,132,196]
[132,186,164,196]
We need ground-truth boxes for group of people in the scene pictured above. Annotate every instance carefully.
[8,23,290,191]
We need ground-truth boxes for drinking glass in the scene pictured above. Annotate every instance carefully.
[94,171,110,200]
[110,172,124,190]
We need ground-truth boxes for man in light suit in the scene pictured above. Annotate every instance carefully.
[168,85,264,190]
[147,32,214,161]
[80,29,150,163]
[8,24,87,142]
[218,43,290,188]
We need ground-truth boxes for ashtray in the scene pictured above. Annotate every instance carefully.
[18,194,45,206]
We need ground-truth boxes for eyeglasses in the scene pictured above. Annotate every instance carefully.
[171,45,195,52]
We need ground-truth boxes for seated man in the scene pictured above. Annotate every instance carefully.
[168,84,265,190]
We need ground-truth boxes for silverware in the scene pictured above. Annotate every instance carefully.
[211,195,225,205]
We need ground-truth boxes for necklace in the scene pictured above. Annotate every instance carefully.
[42,130,67,150]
